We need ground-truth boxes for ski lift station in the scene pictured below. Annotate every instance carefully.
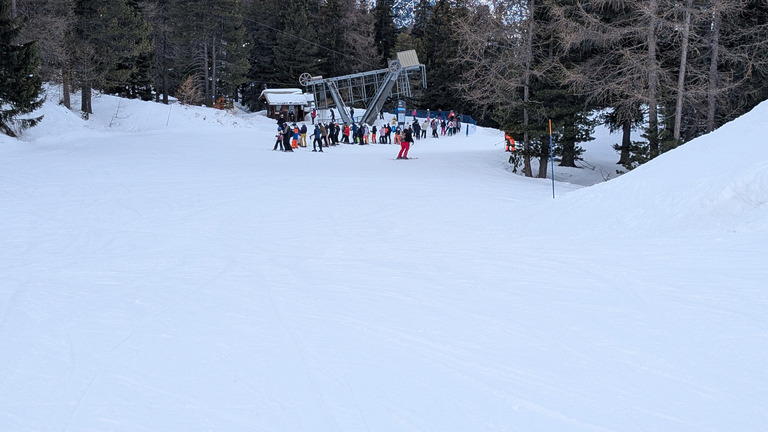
[300,50,427,126]
[259,88,315,120]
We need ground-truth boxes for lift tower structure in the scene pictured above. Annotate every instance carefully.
[300,50,426,126]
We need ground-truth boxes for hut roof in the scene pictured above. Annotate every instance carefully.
[259,89,312,106]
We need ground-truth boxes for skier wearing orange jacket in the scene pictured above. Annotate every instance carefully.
[505,133,515,152]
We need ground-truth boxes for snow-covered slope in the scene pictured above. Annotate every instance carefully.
[548,101,768,235]
[1,89,766,432]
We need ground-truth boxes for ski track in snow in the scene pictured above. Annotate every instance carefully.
[1,92,767,432]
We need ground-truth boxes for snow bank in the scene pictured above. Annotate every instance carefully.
[543,100,768,236]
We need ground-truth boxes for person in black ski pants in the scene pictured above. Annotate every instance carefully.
[331,123,340,145]
[282,124,293,152]
[312,124,323,152]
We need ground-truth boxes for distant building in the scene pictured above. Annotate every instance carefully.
[259,89,314,121]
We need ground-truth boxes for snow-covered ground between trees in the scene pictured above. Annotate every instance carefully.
[1,87,767,432]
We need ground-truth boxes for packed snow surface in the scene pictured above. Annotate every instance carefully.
[1,88,767,432]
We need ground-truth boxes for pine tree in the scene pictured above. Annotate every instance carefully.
[273,0,320,86]
[534,0,595,170]
[454,0,595,177]
[69,0,153,115]
[738,0,768,107]
[243,0,281,107]
[216,2,249,102]
[316,0,350,78]
[373,0,398,65]
[0,0,44,137]
[16,0,74,82]
[411,0,431,41]
[408,0,432,66]
[392,31,417,53]
[142,0,174,103]
[243,0,319,91]
[342,0,379,73]
[537,82,593,168]
[689,0,768,134]
[420,0,469,112]
[166,0,248,106]
[550,0,653,162]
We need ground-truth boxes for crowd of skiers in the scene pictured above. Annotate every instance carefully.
[272,108,462,160]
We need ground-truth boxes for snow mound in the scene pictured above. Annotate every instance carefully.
[547,99,768,235]
[20,85,271,142]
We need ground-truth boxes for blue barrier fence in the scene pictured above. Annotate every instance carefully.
[386,109,477,125]
[378,109,478,136]
[335,108,478,136]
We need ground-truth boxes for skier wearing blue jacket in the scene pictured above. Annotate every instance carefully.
[312,124,323,152]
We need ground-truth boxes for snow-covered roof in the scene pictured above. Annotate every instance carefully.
[263,93,309,106]
[259,88,312,106]
[260,88,302,95]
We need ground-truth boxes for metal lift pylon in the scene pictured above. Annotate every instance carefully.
[326,81,353,125]
[359,60,402,125]
[300,50,426,126]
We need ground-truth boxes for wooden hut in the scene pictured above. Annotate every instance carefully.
[259,88,314,122]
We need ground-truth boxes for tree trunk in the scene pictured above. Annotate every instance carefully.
[673,0,693,144]
[523,0,535,178]
[618,120,632,165]
[538,150,549,179]
[537,26,551,179]
[647,0,660,158]
[161,30,169,104]
[162,72,169,104]
[706,1,721,133]
[203,40,211,106]
[522,102,533,177]
[538,124,549,179]
[62,68,71,109]
[211,35,217,103]
[81,84,92,118]
[560,139,576,167]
